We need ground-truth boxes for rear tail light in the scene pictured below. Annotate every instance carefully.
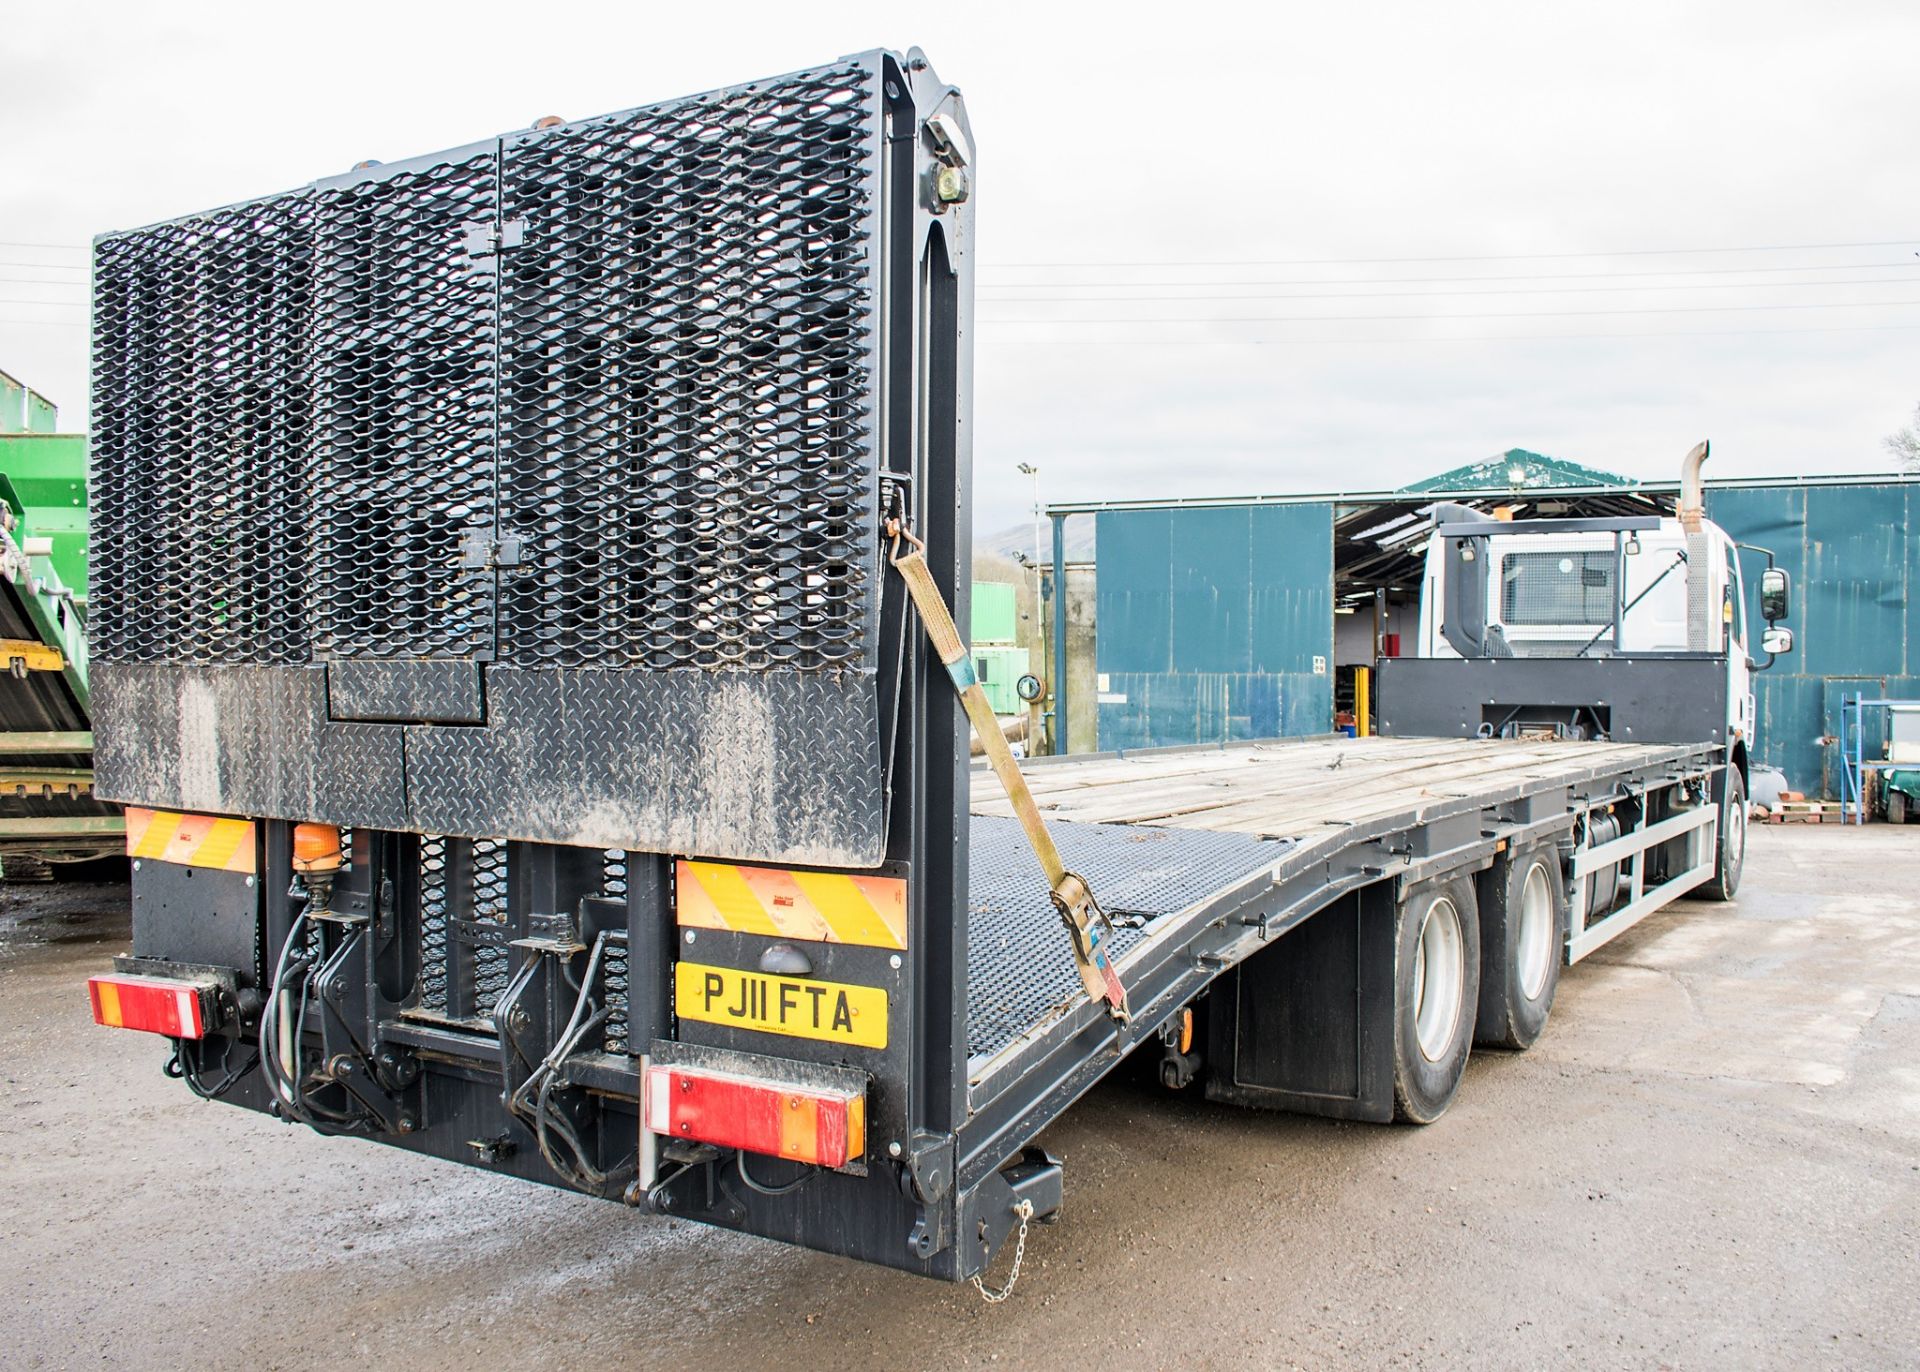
[88,973,217,1039]
[644,1062,865,1170]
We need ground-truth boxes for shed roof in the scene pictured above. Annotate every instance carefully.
[1399,448,1636,493]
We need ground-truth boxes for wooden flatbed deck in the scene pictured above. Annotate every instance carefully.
[972,733,1699,840]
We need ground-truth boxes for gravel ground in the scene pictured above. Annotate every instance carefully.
[3,822,1917,1370]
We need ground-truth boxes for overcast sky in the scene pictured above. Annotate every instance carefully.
[4,1,1916,539]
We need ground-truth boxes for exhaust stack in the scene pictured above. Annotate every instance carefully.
[1678,440,1709,533]
[1678,441,1711,649]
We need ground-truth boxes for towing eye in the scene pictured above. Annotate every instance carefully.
[887,519,1130,1023]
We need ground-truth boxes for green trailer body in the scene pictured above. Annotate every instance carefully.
[0,431,90,600]
[0,386,116,869]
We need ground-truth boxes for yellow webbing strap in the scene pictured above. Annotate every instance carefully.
[889,525,1129,1022]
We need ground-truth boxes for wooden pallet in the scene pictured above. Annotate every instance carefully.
[1764,800,1846,824]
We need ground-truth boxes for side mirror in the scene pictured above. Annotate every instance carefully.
[1761,626,1794,657]
[1759,567,1791,623]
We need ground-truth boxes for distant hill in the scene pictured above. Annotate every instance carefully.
[975,518,1096,563]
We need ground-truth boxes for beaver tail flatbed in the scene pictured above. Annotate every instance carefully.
[82,47,1732,1290]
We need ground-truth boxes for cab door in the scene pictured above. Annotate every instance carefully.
[1721,537,1754,751]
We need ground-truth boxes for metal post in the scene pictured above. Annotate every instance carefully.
[1051,513,1068,755]
[1612,530,1626,653]
[1853,694,1864,825]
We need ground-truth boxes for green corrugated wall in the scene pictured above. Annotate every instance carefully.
[1094,504,1334,748]
[1709,481,1920,796]
[1091,480,1913,785]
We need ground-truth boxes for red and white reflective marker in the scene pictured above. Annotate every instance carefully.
[643,1063,865,1170]
[88,973,215,1039]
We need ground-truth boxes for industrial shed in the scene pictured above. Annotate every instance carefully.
[1049,455,1920,797]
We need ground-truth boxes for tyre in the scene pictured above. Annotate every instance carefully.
[1474,847,1565,1050]
[1392,875,1481,1124]
[1700,767,1746,901]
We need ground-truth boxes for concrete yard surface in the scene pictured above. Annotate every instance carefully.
[2,823,1916,1370]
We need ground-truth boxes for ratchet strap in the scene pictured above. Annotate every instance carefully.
[888,521,1130,1023]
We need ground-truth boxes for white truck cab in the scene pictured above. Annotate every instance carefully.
[1380,442,1796,900]
[1414,514,1758,748]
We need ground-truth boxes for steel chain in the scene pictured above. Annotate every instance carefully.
[971,1199,1035,1303]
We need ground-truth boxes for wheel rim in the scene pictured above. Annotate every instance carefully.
[1412,895,1465,1062]
[1725,790,1746,878]
[1515,861,1555,1001]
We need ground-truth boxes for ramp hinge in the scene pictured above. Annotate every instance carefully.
[458,526,528,571]
[462,217,527,266]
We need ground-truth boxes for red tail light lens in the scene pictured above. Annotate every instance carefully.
[88,973,216,1039]
[644,1063,865,1170]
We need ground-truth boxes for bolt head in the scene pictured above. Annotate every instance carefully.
[935,165,970,204]
[888,1140,903,1158]
[889,954,902,970]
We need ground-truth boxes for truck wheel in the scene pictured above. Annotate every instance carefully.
[1393,876,1480,1124]
[1700,768,1746,901]
[1474,848,1564,1050]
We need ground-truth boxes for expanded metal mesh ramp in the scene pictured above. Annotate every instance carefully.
[89,56,896,867]
[965,815,1287,1062]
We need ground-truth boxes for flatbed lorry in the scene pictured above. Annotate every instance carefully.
[82,48,1773,1290]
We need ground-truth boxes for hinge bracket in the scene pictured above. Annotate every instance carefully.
[458,527,528,571]
[461,217,528,268]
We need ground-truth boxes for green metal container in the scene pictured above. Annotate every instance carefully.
[972,644,1032,716]
[971,580,1018,645]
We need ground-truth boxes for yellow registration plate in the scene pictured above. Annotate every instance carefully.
[674,961,888,1050]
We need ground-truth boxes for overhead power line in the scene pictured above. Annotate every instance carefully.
[981,299,1920,325]
[981,322,1920,346]
[981,261,1920,292]
[983,276,1920,306]
[983,237,1919,272]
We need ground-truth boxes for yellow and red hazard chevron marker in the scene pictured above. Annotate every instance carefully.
[124,807,256,874]
[675,859,907,950]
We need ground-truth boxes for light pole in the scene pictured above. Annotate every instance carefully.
[1016,462,1047,751]
[1016,462,1041,566]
